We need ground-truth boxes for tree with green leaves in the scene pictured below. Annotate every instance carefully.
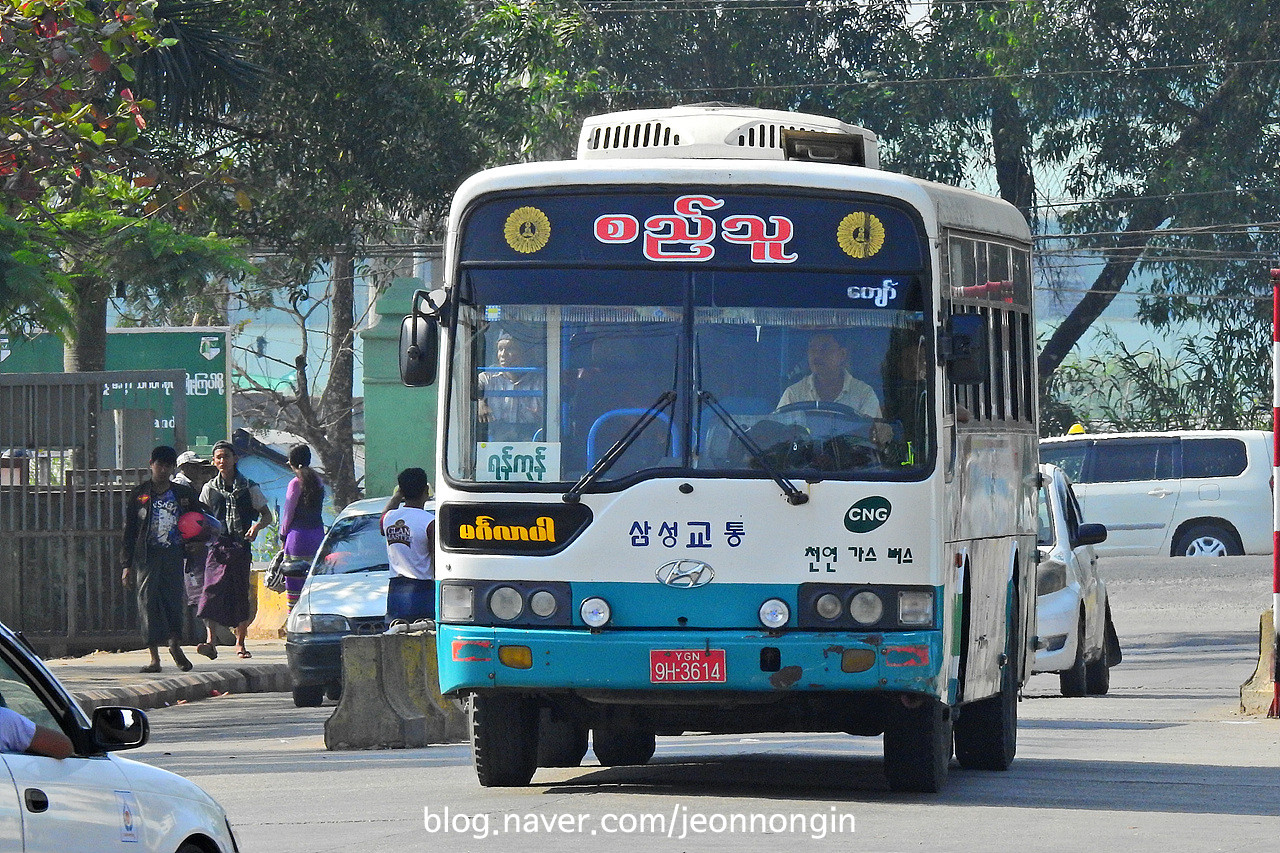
[221,0,591,506]
[969,0,1280,384]
[2,0,263,368]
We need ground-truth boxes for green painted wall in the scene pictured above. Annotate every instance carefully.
[361,277,438,498]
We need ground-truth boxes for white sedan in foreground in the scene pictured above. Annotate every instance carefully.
[1033,463,1122,696]
[0,620,239,852]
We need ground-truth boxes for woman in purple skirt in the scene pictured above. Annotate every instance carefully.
[278,444,325,610]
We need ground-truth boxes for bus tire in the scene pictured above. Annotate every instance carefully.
[954,592,1019,771]
[470,692,537,787]
[537,708,589,767]
[1058,615,1088,697]
[592,723,656,767]
[883,696,951,793]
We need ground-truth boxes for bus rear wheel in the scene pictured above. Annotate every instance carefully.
[883,696,951,793]
[955,585,1019,771]
[469,692,538,787]
[591,722,656,767]
[954,652,1018,770]
[537,708,589,767]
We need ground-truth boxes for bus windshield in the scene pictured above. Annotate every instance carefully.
[444,267,932,487]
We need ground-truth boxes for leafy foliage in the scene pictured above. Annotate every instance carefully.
[1043,326,1271,434]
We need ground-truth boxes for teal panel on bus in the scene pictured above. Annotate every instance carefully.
[461,190,925,272]
[435,624,946,696]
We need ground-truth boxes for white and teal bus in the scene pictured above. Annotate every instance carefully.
[400,105,1038,792]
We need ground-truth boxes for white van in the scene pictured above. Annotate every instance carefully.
[1039,430,1273,557]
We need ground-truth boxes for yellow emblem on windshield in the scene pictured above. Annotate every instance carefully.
[837,211,885,259]
[504,206,551,254]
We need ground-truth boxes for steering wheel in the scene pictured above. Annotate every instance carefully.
[773,402,877,442]
[761,402,884,469]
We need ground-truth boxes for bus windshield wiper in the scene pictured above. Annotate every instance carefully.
[563,391,677,503]
[698,391,809,506]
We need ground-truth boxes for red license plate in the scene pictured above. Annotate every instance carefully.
[649,649,727,684]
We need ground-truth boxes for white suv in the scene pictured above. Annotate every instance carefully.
[1039,430,1273,557]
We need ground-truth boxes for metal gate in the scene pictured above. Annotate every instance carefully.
[0,371,188,654]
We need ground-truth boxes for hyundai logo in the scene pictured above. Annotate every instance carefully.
[656,560,715,588]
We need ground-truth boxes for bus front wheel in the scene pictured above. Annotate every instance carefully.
[883,696,952,793]
[469,692,538,787]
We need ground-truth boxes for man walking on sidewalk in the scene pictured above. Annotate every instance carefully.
[122,446,206,673]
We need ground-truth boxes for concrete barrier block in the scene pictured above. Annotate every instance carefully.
[324,632,467,750]
[387,632,468,744]
[325,634,428,750]
[1239,610,1277,715]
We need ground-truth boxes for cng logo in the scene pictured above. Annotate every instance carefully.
[844,496,891,533]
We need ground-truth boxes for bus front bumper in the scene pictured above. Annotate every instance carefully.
[436,625,944,697]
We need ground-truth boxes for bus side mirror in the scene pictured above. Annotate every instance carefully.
[943,313,988,385]
[400,288,443,387]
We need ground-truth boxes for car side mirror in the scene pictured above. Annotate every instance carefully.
[942,313,988,385]
[1075,522,1108,547]
[91,706,149,751]
[399,288,443,387]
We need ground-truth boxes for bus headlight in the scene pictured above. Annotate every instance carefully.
[441,584,475,622]
[580,597,611,628]
[489,586,524,621]
[814,593,843,620]
[759,598,790,629]
[898,590,934,626]
[849,591,884,625]
[529,590,558,618]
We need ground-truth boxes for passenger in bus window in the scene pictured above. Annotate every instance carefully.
[875,335,929,464]
[477,334,543,442]
[776,332,881,418]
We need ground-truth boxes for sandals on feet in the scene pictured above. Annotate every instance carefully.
[235,648,252,659]
[195,642,217,660]
[139,662,161,673]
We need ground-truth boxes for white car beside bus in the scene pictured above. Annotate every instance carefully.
[1033,464,1121,696]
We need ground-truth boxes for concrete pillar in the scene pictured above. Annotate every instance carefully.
[1240,610,1277,715]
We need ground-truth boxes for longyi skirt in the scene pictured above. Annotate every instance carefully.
[198,536,252,627]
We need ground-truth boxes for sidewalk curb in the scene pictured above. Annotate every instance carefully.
[73,664,292,713]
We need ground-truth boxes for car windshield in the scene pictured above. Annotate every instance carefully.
[446,281,932,485]
[0,644,61,731]
[311,515,390,575]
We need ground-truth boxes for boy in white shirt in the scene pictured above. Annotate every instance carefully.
[381,468,436,628]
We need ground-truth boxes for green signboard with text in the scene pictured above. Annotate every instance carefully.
[0,328,231,453]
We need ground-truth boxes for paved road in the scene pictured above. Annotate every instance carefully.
[131,555,1280,853]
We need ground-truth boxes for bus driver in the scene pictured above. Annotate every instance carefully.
[776,332,882,418]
